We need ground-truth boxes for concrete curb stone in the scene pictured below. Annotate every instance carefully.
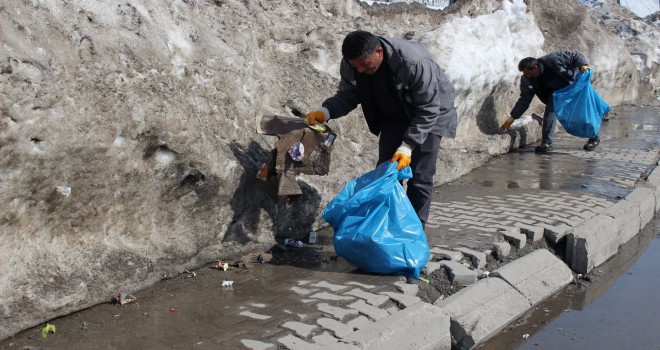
[601,199,641,245]
[646,170,660,212]
[491,249,574,306]
[434,277,531,350]
[566,214,619,274]
[625,187,656,228]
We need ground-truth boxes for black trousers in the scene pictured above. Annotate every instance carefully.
[377,121,441,227]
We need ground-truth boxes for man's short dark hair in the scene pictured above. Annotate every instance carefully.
[518,57,538,71]
[342,30,381,60]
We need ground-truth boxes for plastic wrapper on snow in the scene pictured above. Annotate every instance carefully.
[322,162,430,279]
[553,70,610,138]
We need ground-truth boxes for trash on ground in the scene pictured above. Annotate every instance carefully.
[284,239,303,247]
[287,141,304,161]
[303,117,328,133]
[222,280,234,287]
[522,334,530,339]
[41,323,56,338]
[256,163,269,181]
[308,231,317,244]
[231,252,273,269]
[170,307,178,312]
[56,186,71,197]
[211,261,230,271]
[419,277,430,283]
[186,270,197,278]
[114,291,137,305]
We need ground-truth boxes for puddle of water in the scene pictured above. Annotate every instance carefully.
[476,217,660,350]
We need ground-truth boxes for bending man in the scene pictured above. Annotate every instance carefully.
[501,51,600,152]
[306,30,457,228]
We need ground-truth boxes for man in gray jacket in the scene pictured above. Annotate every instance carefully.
[500,51,600,152]
[305,30,457,228]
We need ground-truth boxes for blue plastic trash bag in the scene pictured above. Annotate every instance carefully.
[553,70,610,138]
[322,162,430,279]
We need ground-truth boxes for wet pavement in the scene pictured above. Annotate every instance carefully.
[1,105,658,350]
[476,216,660,350]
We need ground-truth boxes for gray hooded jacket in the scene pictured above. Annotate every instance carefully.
[321,36,457,149]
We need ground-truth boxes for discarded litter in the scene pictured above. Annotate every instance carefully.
[186,270,197,278]
[114,292,137,305]
[284,239,303,247]
[222,280,234,287]
[522,334,530,339]
[308,231,317,244]
[256,163,269,181]
[170,307,178,312]
[419,277,430,284]
[287,141,304,161]
[41,323,56,338]
[56,186,71,197]
[211,262,229,271]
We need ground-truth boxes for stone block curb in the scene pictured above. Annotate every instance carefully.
[625,187,656,228]
[602,199,641,245]
[566,214,619,274]
[491,249,573,306]
[434,277,530,350]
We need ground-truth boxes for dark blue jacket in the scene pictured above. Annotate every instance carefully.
[510,51,588,119]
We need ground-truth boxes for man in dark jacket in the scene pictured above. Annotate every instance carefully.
[305,30,457,228]
[500,51,600,152]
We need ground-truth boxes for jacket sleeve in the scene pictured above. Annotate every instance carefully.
[545,51,589,82]
[402,57,457,148]
[510,75,535,119]
[321,59,361,119]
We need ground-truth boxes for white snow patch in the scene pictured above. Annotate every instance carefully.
[620,0,659,18]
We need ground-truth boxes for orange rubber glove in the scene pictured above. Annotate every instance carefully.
[304,108,330,125]
[391,142,412,170]
[580,65,590,72]
[500,117,515,131]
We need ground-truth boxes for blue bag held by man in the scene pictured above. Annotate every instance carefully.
[322,162,430,279]
[553,70,610,138]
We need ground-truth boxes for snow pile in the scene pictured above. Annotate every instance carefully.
[620,0,659,18]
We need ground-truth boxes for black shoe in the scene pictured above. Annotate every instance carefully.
[583,136,600,151]
[535,143,553,153]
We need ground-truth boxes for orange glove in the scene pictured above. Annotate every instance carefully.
[580,66,590,72]
[500,117,514,131]
[391,142,412,170]
[304,108,330,125]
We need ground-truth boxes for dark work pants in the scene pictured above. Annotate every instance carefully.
[542,96,558,145]
[377,121,441,228]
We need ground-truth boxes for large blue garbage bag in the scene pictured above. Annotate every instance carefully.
[322,162,430,279]
[553,70,610,138]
